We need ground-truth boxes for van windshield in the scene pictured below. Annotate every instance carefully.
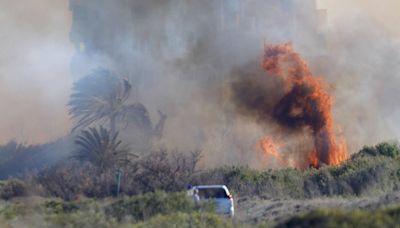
[197,188,229,199]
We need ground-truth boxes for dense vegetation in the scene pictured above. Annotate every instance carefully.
[279,206,400,228]
[0,141,399,227]
[2,190,400,227]
[1,142,400,201]
[0,191,231,228]
[196,142,400,199]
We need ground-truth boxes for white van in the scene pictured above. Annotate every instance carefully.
[191,185,234,217]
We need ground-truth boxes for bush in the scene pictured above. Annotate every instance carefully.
[132,212,233,228]
[13,141,400,200]
[277,207,400,228]
[357,142,400,158]
[44,200,80,214]
[132,149,202,193]
[33,149,202,200]
[0,179,27,200]
[193,142,400,199]
[194,166,305,199]
[0,195,228,228]
[45,209,121,228]
[36,161,116,200]
[105,191,210,221]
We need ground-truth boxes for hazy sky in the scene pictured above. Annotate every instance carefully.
[0,0,399,144]
[318,0,400,38]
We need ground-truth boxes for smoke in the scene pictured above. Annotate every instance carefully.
[317,2,400,153]
[231,43,348,168]
[2,0,400,169]
[0,0,73,144]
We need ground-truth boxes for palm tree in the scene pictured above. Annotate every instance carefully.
[68,68,167,141]
[68,69,133,134]
[73,126,132,170]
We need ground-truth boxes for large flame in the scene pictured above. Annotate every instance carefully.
[259,43,348,168]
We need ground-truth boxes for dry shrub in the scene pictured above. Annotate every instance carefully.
[33,149,202,200]
[132,149,202,193]
[0,179,27,200]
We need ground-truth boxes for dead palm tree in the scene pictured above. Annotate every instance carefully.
[68,69,145,134]
[68,68,167,144]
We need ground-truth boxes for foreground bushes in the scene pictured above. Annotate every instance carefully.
[2,191,400,228]
[106,191,201,221]
[0,179,27,200]
[278,206,400,228]
[0,191,228,228]
[133,212,233,228]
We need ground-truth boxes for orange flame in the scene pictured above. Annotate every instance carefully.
[257,137,286,166]
[260,43,348,168]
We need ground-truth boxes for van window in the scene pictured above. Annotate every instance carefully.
[197,188,229,199]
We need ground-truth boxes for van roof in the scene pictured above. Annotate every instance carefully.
[193,185,228,189]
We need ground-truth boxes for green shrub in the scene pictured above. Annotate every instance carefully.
[44,200,80,214]
[357,142,400,158]
[376,142,400,157]
[193,142,400,199]
[277,206,400,228]
[132,212,233,228]
[45,209,121,228]
[106,191,207,221]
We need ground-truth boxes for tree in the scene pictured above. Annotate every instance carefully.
[68,69,132,134]
[73,126,131,170]
[68,68,167,138]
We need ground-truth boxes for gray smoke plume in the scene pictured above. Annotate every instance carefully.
[2,0,400,169]
[0,0,73,144]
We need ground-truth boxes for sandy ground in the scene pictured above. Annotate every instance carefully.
[235,191,400,224]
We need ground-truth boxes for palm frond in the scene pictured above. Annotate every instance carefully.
[68,69,133,132]
[73,126,129,170]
